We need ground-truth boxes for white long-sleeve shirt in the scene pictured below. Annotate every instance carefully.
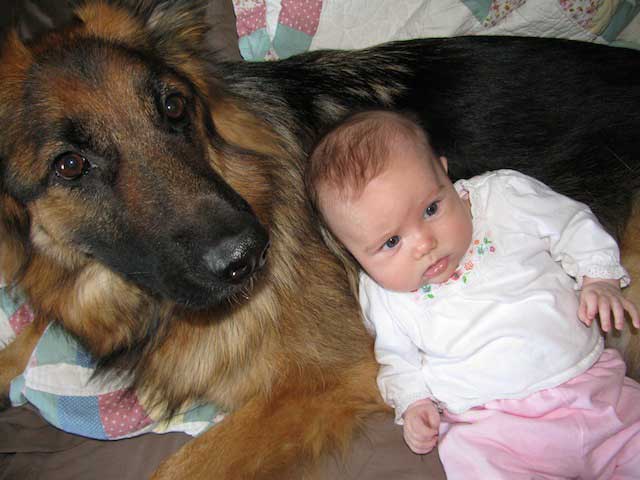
[359,170,629,419]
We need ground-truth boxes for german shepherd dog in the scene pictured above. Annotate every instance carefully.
[1,0,639,478]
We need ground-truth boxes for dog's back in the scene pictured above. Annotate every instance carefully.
[224,35,640,237]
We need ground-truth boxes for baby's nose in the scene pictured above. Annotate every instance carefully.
[414,233,436,258]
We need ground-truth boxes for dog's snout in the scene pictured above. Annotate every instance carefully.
[204,228,270,284]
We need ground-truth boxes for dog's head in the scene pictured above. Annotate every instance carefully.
[0,1,271,312]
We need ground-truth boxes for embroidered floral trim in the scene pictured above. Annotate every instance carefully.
[414,234,496,301]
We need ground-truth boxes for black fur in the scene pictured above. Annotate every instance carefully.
[217,36,640,238]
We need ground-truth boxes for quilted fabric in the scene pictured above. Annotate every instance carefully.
[311,0,640,50]
[1,286,225,440]
[233,0,323,60]
[233,0,640,60]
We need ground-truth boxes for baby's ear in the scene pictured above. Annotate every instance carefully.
[439,156,448,173]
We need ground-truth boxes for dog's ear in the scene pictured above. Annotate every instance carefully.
[0,32,33,284]
[135,0,210,47]
[74,0,209,52]
[0,30,32,160]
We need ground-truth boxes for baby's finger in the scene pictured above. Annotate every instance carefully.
[425,406,441,429]
[414,427,437,442]
[404,435,424,454]
[611,299,625,331]
[598,297,611,332]
[404,431,437,454]
[409,442,434,455]
[404,421,436,443]
[581,292,598,322]
[587,293,600,320]
[422,436,438,451]
[416,436,437,454]
[578,301,591,326]
[624,299,640,329]
[414,433,437,448]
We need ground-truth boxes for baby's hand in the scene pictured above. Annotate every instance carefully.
[402,399,440,454]
[579,277,640,332]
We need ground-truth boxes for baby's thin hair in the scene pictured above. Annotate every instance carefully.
[306,109,432,210]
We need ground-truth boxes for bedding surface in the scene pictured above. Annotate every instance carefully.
[234,0,640,60]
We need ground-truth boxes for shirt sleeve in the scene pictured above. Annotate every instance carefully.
[496,170,629,288]
[359,275,433,424]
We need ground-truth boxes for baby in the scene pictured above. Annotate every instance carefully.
[306,109,640,479]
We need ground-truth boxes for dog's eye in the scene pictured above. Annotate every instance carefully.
[164,93,186,121]
[53,152,89,180]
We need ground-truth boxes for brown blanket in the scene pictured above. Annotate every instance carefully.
[0,406,445,479]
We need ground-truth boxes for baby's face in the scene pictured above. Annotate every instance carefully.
[320,142,472,292]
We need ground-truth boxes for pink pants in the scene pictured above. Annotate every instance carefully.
[438,349,640,479]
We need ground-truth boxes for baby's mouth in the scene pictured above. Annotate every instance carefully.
[423,256,449,280]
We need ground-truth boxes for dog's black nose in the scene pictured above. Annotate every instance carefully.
[204,229,270,284]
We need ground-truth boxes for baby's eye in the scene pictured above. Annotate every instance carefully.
[424,202,439,218]
[383,236,400,250]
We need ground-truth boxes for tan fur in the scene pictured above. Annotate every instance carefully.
[210,98,291,224]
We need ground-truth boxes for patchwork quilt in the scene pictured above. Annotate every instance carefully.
[1,286,225,440]
[233,0,640,60]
